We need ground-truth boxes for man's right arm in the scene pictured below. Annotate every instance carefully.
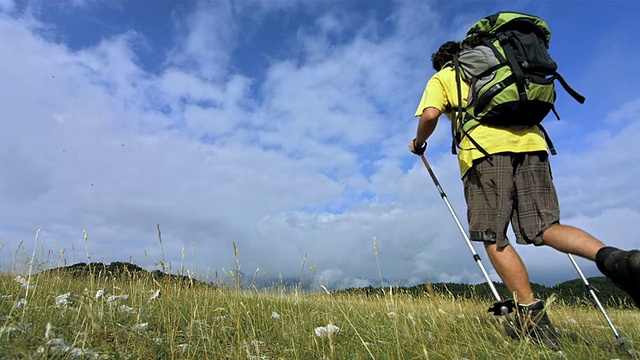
[415,107,441,144]
[409,74,446,155]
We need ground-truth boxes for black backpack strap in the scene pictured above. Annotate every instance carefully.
[553,72,586,104]
[537,124,557,155]
[463,127,492,159]
[452,55,464,155]
[498,33,527,102]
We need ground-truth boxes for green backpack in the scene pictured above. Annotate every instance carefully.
[452,12,585,156]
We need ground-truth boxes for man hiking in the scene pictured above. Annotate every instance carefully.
[408,39,640,349]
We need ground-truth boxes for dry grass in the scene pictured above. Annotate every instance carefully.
[0,237,638,359]
[1,269,639,359]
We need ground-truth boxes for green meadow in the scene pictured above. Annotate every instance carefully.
[0,239,638,359]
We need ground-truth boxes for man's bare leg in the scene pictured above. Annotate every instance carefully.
[541,224,605,260]
[543,223,640,307]
[484,242,535,304]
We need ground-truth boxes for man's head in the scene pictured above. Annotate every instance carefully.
[431,41,461,71]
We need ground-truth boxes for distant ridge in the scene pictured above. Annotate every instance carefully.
[40,261,211,287]
[37,262,637,308]
[335,277,636,309]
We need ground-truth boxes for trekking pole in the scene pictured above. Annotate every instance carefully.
[419,154,515,316]
[566,254,631,345]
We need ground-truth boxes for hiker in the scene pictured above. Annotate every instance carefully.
[408,20,640,349]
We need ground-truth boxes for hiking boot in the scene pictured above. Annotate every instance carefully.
[502,319,521,340]
[516,300,561,351]
[596,246,640,308]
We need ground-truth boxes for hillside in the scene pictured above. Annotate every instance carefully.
[37,262,635,308]
[39,261,211,288]
[336,277,635,309]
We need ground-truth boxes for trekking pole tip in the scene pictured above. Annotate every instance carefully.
[612,337,631,344]
[610,337,635,357]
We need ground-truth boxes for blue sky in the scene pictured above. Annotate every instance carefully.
[1,0,640,290]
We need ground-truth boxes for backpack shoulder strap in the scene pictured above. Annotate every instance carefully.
[497,33,527,102]
[452,55,464,154]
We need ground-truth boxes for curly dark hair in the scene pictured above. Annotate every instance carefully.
[431,41,461,71]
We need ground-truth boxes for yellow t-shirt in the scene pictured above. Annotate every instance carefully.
[414,67,548,176]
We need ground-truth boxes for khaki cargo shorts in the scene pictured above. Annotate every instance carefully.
[462,151,560,247]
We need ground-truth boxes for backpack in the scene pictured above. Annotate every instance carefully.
[451,12,585,156]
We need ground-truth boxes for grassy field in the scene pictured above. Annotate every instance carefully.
[1,264,639,360]
[0,235,637,359]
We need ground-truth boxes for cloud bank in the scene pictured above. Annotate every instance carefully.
[1,1,640,289]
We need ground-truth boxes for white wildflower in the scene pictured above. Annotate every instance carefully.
[1,295,13,300]
[314,324,340,337]
[13,276,35,290]
[68,347,96,357]
[152,338,164,344]
[14,298,27,309]
[408,313,416,326]
[35,338,97,358]
[457,314,465,319]
[107,294,130,303]
[95,288,107,300]
[118,305,133,313]
[438,309,446,315]
[34,338,98,358]
[271,311,280,319]
[1,321,31,335]
[55,292,79,307]
[569,319,578,324]
[386,312,396,318]
[148,289,161,302]
[131,323,148,330]
[39,338,71,354]
[0,326,18,335]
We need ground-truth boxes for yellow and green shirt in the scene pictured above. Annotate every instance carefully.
[414,67,548,176]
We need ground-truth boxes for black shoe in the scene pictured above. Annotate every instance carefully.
[596,246,640,307]
[517,300,561,351]
[502,319,521,340]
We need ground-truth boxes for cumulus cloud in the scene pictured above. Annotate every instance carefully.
[0,1,639,289]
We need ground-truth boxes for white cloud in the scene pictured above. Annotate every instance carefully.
[167,0,236,81]
[0,1,639,292]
